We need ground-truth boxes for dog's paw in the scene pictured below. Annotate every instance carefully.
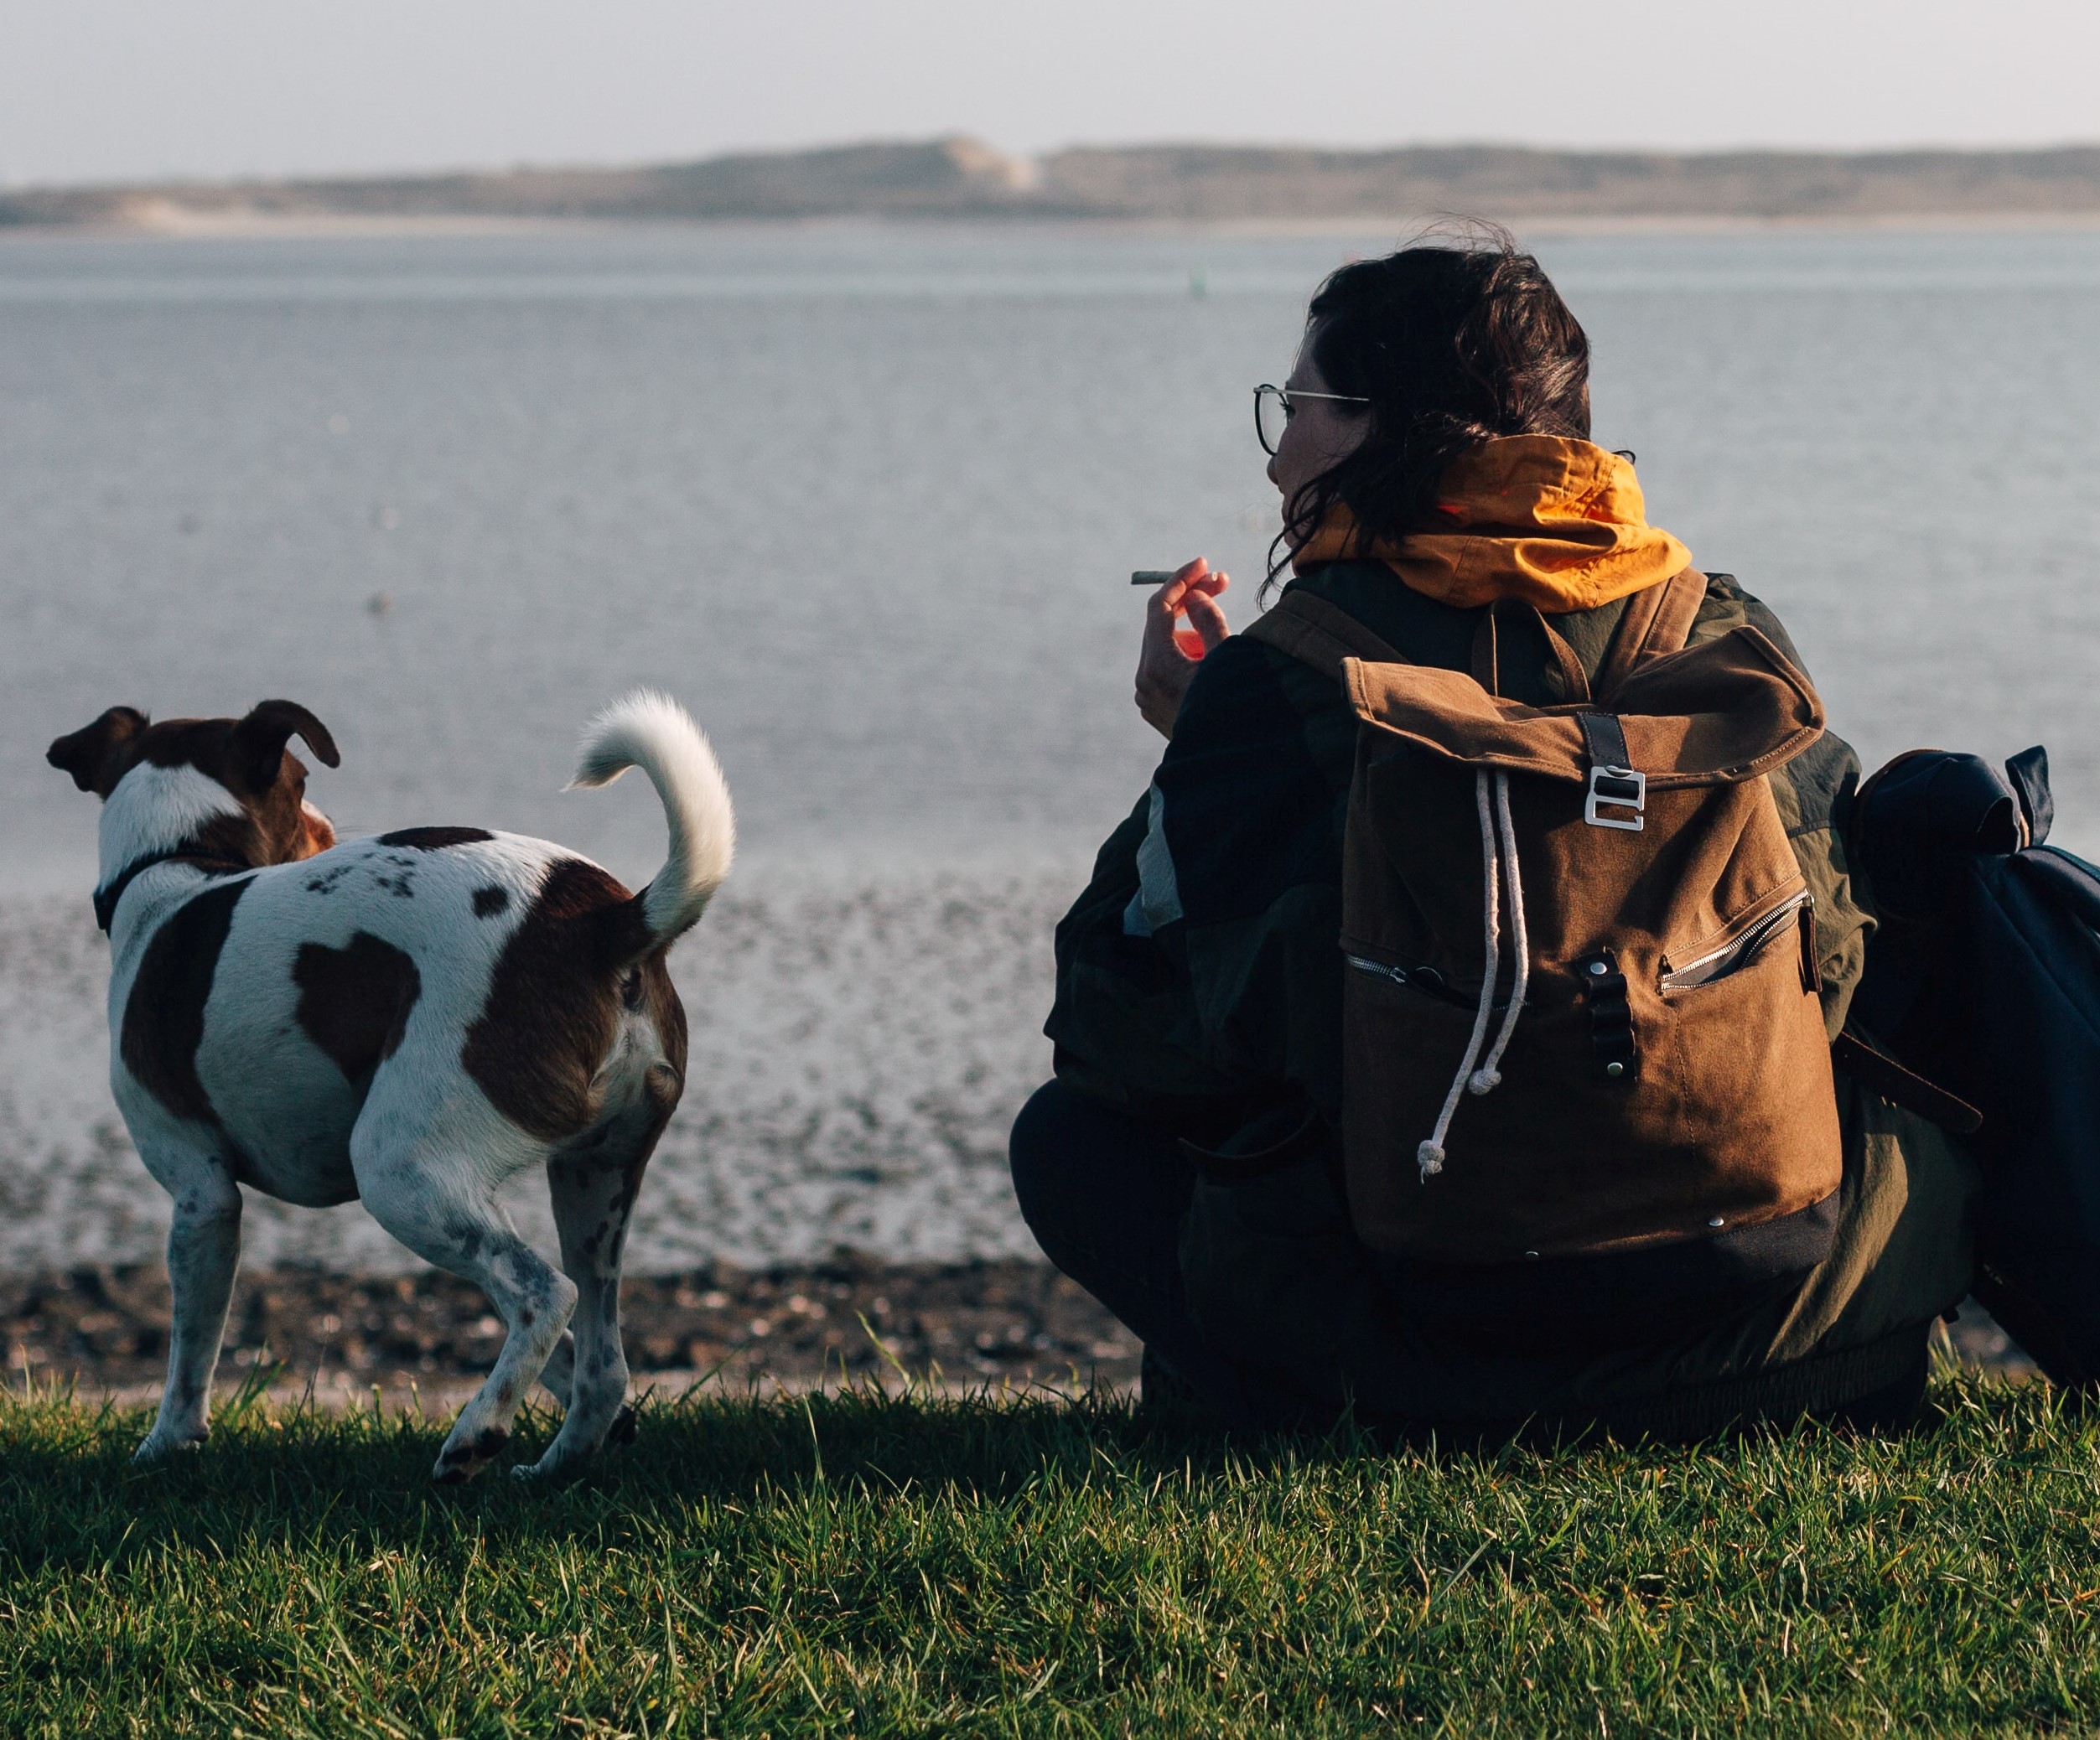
[132,1427,207,1465]
[516,1428,611,1482]
[515,1432,596,1481]
[429,1425,509,1485]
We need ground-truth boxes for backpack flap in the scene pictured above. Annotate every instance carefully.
[1340,624,1826,790]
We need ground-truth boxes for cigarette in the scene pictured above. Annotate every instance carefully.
[1130,570,1178,586]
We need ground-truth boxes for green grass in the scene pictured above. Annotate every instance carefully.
[3,1375,2099,1737]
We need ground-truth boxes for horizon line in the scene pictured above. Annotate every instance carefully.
[17,131,2100,197]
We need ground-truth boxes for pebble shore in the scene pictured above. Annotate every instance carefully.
[3,1261,2034,1409]
[3,1257,1143,1402]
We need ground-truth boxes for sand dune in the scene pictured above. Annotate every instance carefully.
[8,135,2099,230]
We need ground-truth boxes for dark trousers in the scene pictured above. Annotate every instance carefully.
[1013,1080,1929,1442]
[1009,1079,1253,1419]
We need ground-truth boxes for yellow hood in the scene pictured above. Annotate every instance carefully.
[1290,435,1692,614]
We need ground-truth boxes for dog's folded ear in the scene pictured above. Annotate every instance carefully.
[47,707,149,798]
[232,701,341,792]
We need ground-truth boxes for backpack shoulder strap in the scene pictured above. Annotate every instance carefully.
[1832,1029,1983,1135]
[1252,572,1711,697]
[1241,589,1407,682]
[1594,567,1709,697]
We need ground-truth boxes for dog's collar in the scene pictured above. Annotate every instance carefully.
[93,850,251,934]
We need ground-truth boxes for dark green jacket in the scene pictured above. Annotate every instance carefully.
[1047,563,1973,1429]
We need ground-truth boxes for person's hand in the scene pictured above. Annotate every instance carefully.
[1135,558,1231,738]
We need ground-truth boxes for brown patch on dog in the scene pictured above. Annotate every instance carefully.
[433,1424,511,1483]
[184,811,273,870]
[377,827,495,850]
[460,859,687,1142]
[293,932,422,1090]
[50,700,340,872]
[119,878,251,1127]
[302,805,337,857]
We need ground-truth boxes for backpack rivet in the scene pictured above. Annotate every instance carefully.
[1707,1215,1725,1228]
[1588,961,1610,976]
[1605,1059,1625,1078]
[1524,1251,1540,1261]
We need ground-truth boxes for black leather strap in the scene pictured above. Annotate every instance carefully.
[1579,710,1634,774]
[1579,947,1638,1083]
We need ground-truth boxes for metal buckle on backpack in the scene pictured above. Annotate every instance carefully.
[1584,765,1646,831]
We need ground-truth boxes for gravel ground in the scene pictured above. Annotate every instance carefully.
[1,1261,2035,1408]
[1,1257,1143,1402]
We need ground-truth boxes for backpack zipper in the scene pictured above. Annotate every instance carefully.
[1660,891,1812,993]
[1346,954,1414,990]
[1346,954,1511,1012]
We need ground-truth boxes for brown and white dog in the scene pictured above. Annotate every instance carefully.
[47,692,733,1481]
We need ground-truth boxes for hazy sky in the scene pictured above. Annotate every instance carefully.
[6,0,2097,187]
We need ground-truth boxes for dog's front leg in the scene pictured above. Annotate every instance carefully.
[136,1152,243,1463]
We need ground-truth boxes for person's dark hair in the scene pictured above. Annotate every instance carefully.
[1269,224,1591,584]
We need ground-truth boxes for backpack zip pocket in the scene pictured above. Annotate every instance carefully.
[1660,890,1812,993]
[1346,953,1512,1012]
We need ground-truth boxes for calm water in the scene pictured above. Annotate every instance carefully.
[3,222,2097,1268]
[5,223,2100,884]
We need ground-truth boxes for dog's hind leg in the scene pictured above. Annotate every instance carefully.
[537,1332,576,1410]
[134,1143,243,1463]
[354,1128,575,1484]
[526,1065,678,1478]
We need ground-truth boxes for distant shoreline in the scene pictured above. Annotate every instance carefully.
[7,210,2100,246]
[8,135,2099,234]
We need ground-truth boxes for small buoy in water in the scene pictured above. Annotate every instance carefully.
[328,413,350,436]
[366,591,393,617]
[372,505,399,531]
[178,511,200,535]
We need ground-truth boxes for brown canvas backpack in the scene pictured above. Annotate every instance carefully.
[1243,568,1844,1281]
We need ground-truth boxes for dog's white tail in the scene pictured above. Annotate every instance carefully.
[569,691,735,944]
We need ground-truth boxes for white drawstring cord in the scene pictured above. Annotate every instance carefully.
[1417,769,1501,1178]
[1416,769,1532,1178]
[1470,772,1530,1093]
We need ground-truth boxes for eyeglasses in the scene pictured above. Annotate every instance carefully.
[1254,383,1371,456]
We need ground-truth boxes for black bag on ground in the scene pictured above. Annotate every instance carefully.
[1849,744,2100,1384]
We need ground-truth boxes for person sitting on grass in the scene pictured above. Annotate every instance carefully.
[1009,228,1975,1438]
